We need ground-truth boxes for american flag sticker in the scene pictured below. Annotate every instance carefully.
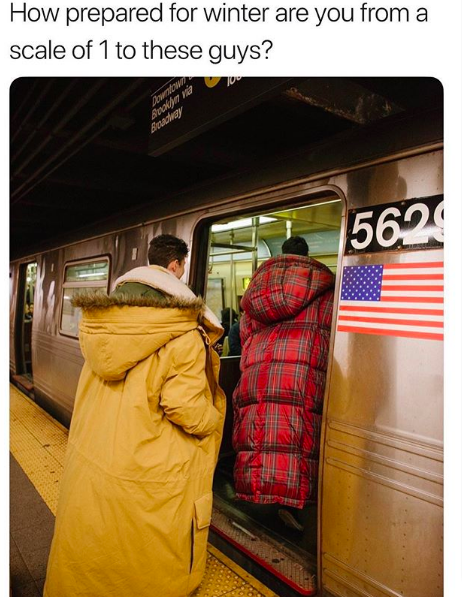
[337,261,443,341]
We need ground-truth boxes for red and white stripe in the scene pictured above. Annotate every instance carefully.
[338,261,444,341]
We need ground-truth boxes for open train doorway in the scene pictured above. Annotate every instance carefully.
[201,194,343,596]
[13,261,37,393]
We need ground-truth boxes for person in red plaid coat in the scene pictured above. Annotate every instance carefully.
[232,236,334,529]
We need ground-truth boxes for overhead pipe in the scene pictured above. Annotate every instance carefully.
[12,120,108,206]
[10,80,39,129]
[12,79,145,204]
[10,79,54,144]
[12,79,79,165]
[12,79,106,180]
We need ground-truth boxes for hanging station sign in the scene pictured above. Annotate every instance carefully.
[148,76,294,156]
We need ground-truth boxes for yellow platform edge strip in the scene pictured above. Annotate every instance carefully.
[10,383,69,434]
[10,383,279,597]
[207,545,280,597]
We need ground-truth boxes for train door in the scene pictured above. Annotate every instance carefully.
[13,261,37,392]
[197,193,344,596]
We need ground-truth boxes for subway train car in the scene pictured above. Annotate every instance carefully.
[10,104,443,597]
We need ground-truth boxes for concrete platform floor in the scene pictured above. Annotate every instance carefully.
[10,454,54,597]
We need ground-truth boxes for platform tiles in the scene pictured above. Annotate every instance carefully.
[9,384,279,597]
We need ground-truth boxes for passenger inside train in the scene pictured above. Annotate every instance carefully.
[227,305,243,356]
[13,262,37,389]
[204,197,342,565]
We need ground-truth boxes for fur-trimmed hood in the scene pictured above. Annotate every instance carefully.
[73,290,204,312]
[73,265,223,381]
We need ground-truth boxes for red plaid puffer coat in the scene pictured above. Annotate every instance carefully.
[232,255,334,508]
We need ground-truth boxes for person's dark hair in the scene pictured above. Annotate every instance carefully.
[148,234,189,268]
[220,307,238,338]
[281,236,309,256]
[221,308,238,324]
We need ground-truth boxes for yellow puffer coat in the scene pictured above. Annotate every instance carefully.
[44,267,225,597]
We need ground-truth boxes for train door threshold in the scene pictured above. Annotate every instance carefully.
[12,374,34,394]
[210,498,317,596]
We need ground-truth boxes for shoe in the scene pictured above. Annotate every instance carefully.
[278,508,304,532]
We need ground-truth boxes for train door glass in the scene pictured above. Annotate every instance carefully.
[15,262,37,379]
[60,259,109,337]
[203,197,342,590]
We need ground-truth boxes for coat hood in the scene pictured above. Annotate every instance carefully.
[241,255,335,325]
[73,266,223,381]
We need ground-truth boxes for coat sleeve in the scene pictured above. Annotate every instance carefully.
[158,330,221,438]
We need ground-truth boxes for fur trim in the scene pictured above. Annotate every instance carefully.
[72,265,223,339]
[72,291,203,311]
[113,265,223,330]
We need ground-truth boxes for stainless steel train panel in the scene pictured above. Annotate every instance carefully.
[343,151,443,211]
[319,150,443,597]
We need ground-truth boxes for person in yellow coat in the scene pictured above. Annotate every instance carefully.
[44,235,226,597]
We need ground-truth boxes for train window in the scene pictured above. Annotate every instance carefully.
[205,199,342,353]
[60,259,110,337]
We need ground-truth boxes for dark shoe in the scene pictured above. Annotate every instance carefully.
[278,508,304,532]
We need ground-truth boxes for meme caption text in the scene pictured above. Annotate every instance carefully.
[10,2,429,63]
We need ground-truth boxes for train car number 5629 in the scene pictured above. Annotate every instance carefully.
[345,195,444,254]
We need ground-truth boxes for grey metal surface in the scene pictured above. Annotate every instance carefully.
[319,151,443,597]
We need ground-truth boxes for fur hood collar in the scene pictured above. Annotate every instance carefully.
[72,265,223,344]
[73,291,204,311]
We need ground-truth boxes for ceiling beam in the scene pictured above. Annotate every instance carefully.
[284,78,403,124]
